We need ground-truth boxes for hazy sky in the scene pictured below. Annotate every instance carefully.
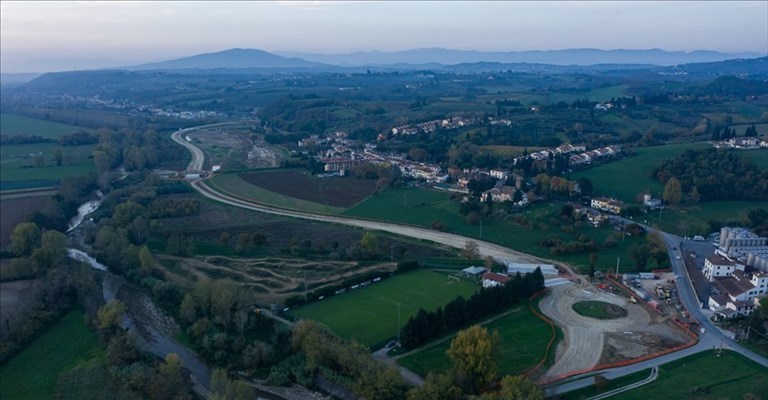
[2,1,767,73]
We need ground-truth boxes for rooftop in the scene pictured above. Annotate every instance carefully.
[482,272,511,284]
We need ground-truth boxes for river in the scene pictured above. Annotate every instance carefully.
[64,195,289,400]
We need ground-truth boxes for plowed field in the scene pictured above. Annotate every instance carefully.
[238,170,376,208]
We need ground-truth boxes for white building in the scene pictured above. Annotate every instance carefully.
[709,270,768,319]
[506,262,558,276]
[490,169,510,180]
[703,254,742,281]
[482,272,511,288]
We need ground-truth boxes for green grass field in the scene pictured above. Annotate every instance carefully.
[0,142,95,184]
[290,269,478,346]
[397,303,553,377]
[571,301,626,320]
[610,350,767,400]
[571,142,767,236]
[1,114,96,188]
[511,85,629,105]
[572,143,710,203]
[654,200,768,236]
[346,187,647,271]
[0,309,137,400]
[0,113,92,139]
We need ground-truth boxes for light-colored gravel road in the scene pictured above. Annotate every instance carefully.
[539,284,652,380]
[174,124,541,263]
[192,178,538,262]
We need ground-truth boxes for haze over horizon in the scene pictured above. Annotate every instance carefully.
[2,1,767,73]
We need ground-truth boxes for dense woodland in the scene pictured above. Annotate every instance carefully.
[653,149,768,201]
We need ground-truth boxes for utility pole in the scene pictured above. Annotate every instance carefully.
[396,302,402,345]
[615,257,620,278]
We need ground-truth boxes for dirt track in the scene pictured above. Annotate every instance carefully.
[539,284,689,380]
[157,255,396,304]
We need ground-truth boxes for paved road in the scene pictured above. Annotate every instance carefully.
[175,125,768,394]
[662,231,768,366]
[171,123,238,171]
[174,124,539,263]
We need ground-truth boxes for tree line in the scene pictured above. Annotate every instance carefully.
[652,148,768,202]
[399,268,544,350]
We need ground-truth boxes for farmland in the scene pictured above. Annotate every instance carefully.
[0,192,55,247]
[397,302,554,377]
[208,172,348,214]
[0,114,96,190]
[239,169,377,208]
[290,269,478,346]
[0,113,92,139]
[345,187,647,271]
[0,310,137,400]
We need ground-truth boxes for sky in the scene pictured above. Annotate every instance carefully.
[2,1,767,73]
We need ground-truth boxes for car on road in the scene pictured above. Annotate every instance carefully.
[676,256,681,260]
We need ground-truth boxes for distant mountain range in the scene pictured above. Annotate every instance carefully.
[6,48,766,87]
[274,48,763,67]
[123,48,321,70]
[121,47,764,71]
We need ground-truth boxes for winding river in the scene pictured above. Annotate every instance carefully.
[65,194,289,400]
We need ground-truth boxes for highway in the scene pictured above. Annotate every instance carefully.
[173,125,768,395]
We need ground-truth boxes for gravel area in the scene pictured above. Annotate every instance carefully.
[539,283,688,380]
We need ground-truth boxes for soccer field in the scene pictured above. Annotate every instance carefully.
[290,269,479,346]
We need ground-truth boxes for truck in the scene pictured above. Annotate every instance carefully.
[693,235,706,242]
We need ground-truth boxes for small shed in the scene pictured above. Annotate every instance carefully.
[462,266,488,278]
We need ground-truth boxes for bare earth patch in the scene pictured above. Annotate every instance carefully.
[156,255,396,305]
[539,284,690,381]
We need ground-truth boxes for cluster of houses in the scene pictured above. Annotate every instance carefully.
[567,145,622,166]
[389,116,475,137]
[507,144,621,168]
[712,136,768,150]
[704,228,768,319]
